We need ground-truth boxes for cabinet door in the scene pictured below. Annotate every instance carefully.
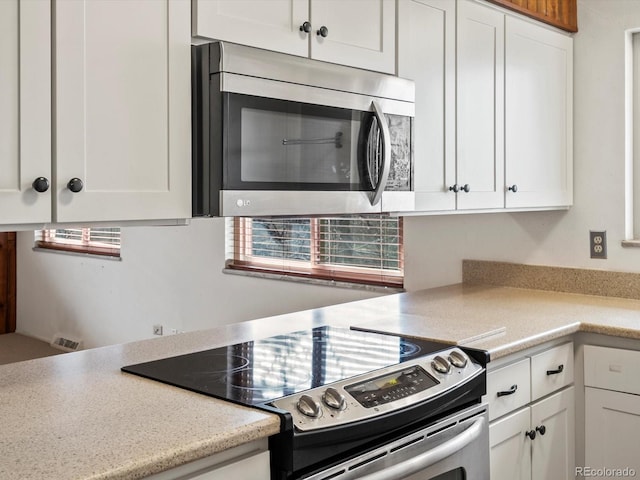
[505,16,573,208]
[490,408,532,480]
[456,0,505,210]
[531,387,574,480]
[398,0,456,212]
[193,0,310,57]
[310,0,395,74]
[54,0,191,223]
[585,387,640,475]
[0,0,51,224]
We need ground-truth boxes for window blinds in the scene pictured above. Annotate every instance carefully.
[35,228,121,257]
[228,215,403,287]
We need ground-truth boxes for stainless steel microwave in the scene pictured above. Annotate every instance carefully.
[191,41,415,217]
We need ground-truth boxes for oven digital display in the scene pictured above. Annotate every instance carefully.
[345,365,439,408]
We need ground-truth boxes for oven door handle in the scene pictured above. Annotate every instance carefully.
[369,100,391,207]
[357,415,486,480]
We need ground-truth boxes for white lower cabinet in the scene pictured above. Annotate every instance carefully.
[490,407,531,480]
[488,342,575,480]
[146,441,270,480]
[585,388,640,477]
[584,345,640,476]
[491,387,574,480]
[530,387,575,480]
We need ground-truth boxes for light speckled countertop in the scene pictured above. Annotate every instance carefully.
[2,283,640,480]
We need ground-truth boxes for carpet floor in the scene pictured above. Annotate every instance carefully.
[0,333,64,366]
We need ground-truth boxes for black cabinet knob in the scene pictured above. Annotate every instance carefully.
[460,184,471,193]
[536,425,546,436]
[32,177,50,193]
[448,184,460,193]
[525,430,536,440]
[299,21,312,33]
[67,178,84,193]
[317,26,329,37]
[508,184,518,193]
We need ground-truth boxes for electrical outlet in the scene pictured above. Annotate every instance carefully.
[590,231,607,259]
[153,324,163,336]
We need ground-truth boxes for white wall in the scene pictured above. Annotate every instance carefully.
[15,0,640,348]
[15,219,381,347]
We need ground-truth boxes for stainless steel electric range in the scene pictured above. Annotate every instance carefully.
[122,326,489,480]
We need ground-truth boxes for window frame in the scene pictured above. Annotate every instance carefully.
[35,228,121,258]
[227,216,404,287]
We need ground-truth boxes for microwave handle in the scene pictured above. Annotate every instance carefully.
[369,100,391,206]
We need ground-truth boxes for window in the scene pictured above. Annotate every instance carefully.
[227,215,403,287]
[35,228,121,258]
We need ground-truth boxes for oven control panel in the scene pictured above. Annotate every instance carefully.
[270,347,483,432]
[345,365,438,408]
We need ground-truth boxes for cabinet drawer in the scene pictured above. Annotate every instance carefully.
[585,345,640,395]
[530,342,574,401]
[487,358,531,420]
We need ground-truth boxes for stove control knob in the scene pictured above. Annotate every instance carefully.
[432,355,451,374]
[297,394,321,418]
[323,387,346,410]
[449,350,468,369]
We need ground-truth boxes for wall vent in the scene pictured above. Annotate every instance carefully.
[51,335,82,352]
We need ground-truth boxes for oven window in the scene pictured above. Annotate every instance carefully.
[431,469,466,479]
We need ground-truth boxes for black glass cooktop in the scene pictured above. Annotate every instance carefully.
[122,326,451,406]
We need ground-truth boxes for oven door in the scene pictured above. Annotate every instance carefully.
[302,404,489,480]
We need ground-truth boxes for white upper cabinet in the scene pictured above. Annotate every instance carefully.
[192,0,310,57]
[0,0,51,225]
[310,0,395,73]
[456,0,505,210]
[54,0,191,223]
[399,0,573,214]
[398,0,456,212]
[193,0,396,73]
[505,16,573,208]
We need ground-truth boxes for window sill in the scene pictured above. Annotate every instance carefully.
[32,247,122,261]
[621,240,640,248]
[223,267,404,294]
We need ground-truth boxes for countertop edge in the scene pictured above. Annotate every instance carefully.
[98,418,281,480]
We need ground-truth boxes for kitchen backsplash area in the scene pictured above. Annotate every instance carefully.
[463,259,640,300]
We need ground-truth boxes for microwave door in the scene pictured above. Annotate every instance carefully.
[218,94,382,216]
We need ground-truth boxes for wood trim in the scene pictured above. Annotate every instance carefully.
[485,0,578,32]
[34,241,120,258]
[0,232,17,334]
[227,262,403,288]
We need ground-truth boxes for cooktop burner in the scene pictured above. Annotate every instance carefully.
[122,326,450,406]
